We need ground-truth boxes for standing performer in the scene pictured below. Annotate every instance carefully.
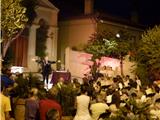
[35,56,56,85]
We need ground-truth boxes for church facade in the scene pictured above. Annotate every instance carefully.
[12,0,59,72]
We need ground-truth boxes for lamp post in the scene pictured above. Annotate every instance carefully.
[116,33,124,77]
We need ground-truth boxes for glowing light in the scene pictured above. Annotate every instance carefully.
[116,33,120,38]
[11,66,24,73]
[100,19,104,23]
[57,60,61,63]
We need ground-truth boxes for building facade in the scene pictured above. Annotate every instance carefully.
[12,0,59,72]
[58,13,144,65]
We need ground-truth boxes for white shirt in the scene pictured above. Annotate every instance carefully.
[74,95,91,120]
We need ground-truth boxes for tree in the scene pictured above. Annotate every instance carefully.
[1,0,37,58]
[36,19,49,58]
[135,25,160,84]
[85,31,118,59]
[85,30,135,77]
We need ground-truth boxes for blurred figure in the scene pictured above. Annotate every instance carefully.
[106,67,115,78]
[0,81,12,120]
[25,88,39,120]
[56,77,65,90]
[135,76,141,91]
[46,108,60,120]
[94,81,101,95]
[72,78,81,95]
[35,56,56,85]
[90,94,109,120]
[72,78,80,89]
[74,85,91,120]
[37,81,47,97]
[39,92,62,120]
[1,68,14,88]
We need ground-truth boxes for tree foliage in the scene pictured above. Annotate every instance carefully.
[1,0,28,41]
[36,19,49,58]
[84,30,135,76]
[21,0,38,25]
[85,32,116,60]
[135,25,160,82]
[85,31,134,60]
[1,0,37,57]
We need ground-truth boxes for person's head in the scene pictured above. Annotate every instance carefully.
[58,77,64,84]
[103,66,107,70]
[45,56,49,61]
[113,77,118,83]
[96,94,105,103]
[29,88,38,97]
[48,87,58,98]
[153,83,160,93]
[80,85,88,94]
[89,80,93,85]
[7,68,12,76]
[97,81,101,87]
[125,75,130,79]
[46,108,59,120]
[73,78,78,83]
[37,81,45,89]
[38,90,47,100]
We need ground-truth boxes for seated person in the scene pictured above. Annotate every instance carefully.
[106,67,115,78]
[90,94,109,120]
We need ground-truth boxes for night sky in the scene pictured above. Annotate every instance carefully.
[50,0,160,27]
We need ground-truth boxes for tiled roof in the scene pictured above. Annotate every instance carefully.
[38,0,59,11]
[59,12,145,29]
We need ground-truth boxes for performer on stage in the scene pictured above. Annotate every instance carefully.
[34,56,56,85]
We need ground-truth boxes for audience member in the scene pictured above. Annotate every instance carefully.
[74,85,91,120]
[25,88,39,120]
[90,94,109,120]
[46,108,60,120]
[39,92,62,120]
[0,81,12,120]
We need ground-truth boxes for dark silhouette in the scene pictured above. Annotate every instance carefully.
[36,57,56,84]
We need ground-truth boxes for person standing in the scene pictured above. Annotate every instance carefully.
[25,88,39,120]
[74,85,91,120]
[0,81,12,120]
[39,92,62,120]
[35,56,56,85]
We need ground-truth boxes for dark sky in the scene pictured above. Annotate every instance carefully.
[50,0,160,27]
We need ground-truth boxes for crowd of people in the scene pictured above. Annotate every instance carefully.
[1,65,160,120]
[1,67,62,120]
[73,73,160,120]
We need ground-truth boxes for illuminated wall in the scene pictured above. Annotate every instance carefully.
[27,0,59,72]
[65,48,136,79]
[58,18,95,64]
[58,16,143,66]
